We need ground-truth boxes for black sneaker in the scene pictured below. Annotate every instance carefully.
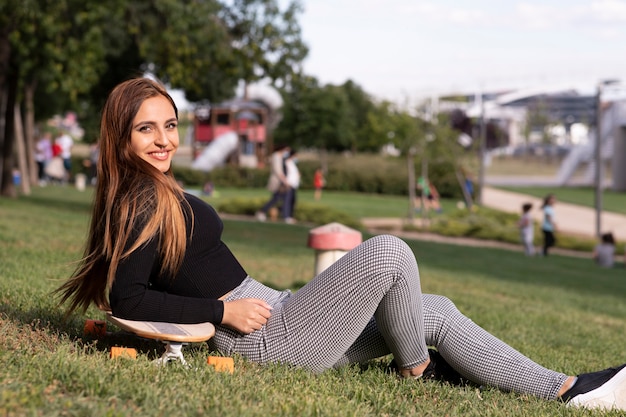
[564,364,626,410]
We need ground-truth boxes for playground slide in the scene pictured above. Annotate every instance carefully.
[556,106,615,186]
[191,131,238,172]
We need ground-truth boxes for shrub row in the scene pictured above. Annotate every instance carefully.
[170,156,468,199]
[423,206,601,253]
[215,197,362,230]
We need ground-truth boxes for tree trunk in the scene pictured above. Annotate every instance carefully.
[1,74,17,197]
[24,81,38,186]
[14,102,31,195]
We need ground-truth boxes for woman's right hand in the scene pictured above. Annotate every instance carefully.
[221,298,273,334]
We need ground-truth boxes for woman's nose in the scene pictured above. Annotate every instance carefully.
[155,129,170,146]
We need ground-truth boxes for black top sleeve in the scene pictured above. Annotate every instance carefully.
[109,193,247,324]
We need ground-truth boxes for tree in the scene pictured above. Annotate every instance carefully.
[218,0,309,91]
[1,0,309,196]
[274,75,355,151]
[1,0,116,196]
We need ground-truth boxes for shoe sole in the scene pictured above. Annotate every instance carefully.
[568,366,626,410]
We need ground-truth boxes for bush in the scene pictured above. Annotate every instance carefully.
[215,197,362,230]
[173,165,269,189]
[423,206,598,252]
[171,153,467,199]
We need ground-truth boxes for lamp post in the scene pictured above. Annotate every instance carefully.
[477,91,486,206]
[594,79,621,237]
[594,83,603,238]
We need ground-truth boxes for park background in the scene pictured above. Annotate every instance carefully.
[2,1,626,416]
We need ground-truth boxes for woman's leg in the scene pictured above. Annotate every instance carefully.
[422,294,568,399]
[263,234,429,373]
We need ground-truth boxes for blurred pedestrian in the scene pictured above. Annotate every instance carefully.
[256,144,291,221]
[54,129,74,183]
[518,202,535,256]
[541,194,557,256]
[35,132,53,186]
[593,232,616,268]
[313,168,325,200]
[415,177,442,213]
[283,150,300,224]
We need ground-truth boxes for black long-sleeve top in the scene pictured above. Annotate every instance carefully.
[109,193,247,324]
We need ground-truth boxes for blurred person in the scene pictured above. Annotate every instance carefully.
[256,143,290,222]
[518,203,535,256]
[541,194,557,256]
[593,232,616,268]
[35,132,53,186]
[55,78,626,413]
[313,168,325,200]
[54,129,74,182]
[415,177,442,213]
[283,150,300,224]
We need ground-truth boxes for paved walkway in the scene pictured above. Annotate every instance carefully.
[363,186,626,241]
[482,187,626,241]
[361,186,626,258]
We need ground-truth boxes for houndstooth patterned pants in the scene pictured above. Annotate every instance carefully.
[209,234,568,399]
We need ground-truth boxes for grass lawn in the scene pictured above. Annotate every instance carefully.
[2,186,626,416]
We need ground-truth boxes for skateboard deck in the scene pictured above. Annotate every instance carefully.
[106,313,215,343]
[84,313,232,370]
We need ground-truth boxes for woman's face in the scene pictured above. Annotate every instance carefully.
[130,96,179,173]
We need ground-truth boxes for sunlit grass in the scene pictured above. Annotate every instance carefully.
[1,186,625,416]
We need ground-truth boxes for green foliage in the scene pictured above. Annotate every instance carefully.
[215,197,362,230]
[425,206,599,252]
[173,154,467,199]
[428,206,522,244]
[218,0,308,88]
[173,165,269,189]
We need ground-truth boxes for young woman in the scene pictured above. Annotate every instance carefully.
[56,78,626,411]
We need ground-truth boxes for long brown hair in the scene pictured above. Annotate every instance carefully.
[55,78,190,315]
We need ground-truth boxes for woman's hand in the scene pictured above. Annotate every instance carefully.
[221,298,273,334]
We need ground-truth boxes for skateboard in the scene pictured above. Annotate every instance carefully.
[84,313,232,371]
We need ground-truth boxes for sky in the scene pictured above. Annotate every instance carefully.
[295,0,626,103]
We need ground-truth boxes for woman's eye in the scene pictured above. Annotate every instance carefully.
[167,122,178,129]
[139,125,152,132]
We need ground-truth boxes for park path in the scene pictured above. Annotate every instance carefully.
[361,186,626,258]
[481,187,626,241]
[363,186,626,241]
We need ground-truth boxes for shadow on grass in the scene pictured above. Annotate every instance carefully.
[405,237,626,302]
[0,300,214,361]
[18,194,93,214]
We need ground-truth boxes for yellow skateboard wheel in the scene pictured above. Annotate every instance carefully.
[207,356,234,373]
[110,347,137,359]
[84,319,107,337]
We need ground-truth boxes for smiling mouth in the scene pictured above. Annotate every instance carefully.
[149,150,170,160]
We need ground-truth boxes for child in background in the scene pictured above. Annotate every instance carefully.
[518,203,535,256]
[313,168,325,200]
[593,232,616,268]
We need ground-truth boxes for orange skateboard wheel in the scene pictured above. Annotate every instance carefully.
[207,356,234,373]
[84,319,107,337]
[110,347,137,359]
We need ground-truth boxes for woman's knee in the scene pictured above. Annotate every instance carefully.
[366,234,413,260]
[424,294,459,316]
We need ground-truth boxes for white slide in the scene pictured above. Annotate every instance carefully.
[191,131,238,172]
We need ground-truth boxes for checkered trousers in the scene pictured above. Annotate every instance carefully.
[209,234,568,399]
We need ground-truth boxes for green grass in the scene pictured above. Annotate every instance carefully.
[501,186,626,215]
[2,186,626,416]
[195,187,458,219]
